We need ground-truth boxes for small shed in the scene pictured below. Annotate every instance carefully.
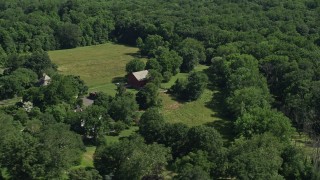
[39,73,51,86]
[127,70,149,88]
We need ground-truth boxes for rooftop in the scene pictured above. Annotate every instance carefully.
[132,70,148,81]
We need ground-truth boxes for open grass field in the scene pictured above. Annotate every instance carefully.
[0,97,21,107]
[49,43,141,95]
[160,65,225,127]
[161,89,221,127]
[105,126,139,144]
[78,146,96,168]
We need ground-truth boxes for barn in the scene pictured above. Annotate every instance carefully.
[127,70,149,88]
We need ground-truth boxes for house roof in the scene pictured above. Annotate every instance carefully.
[43,75,51,81]
[132,70,148,81]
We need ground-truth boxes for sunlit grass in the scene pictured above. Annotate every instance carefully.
[49,43,141,96]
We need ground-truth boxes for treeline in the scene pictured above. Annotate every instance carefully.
[1,0,320,179]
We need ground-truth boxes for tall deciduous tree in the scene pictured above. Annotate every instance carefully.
[125,58,145,74]
[56,22,81,49]
[94,136,171,180]
[177,38,206,72]
[136,83,161,109]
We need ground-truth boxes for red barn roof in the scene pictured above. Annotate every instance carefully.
[128,70,149,88]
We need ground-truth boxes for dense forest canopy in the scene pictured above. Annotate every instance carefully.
[0,0,320,179]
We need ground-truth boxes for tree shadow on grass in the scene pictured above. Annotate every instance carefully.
[205,120,235,146]
[205,91,231,119]
[124,52,141,58]
[204,90,236,145]
[164,91,187,104]
[112,76,126,83]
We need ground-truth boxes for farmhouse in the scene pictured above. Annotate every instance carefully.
[127,70,149,88]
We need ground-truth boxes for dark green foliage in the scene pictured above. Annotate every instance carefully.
[68,168,102,180]
[93,92,113,109]
[0,68,37,99]
[56,22,82,49]
[136,83,161,109]
[0,113,84,179]
[138,35,169,57]
[154,47,183,75]
[173,151,212,180]
[4,51,56,76]
[228,133,284,180]
[170,72,208,101]
[138,108,166,143]
[226,87,271,117]
[147,69,163,87]
[24,51,56,76]
[162,71,172,82]
[94,136,171,180]
[235,107,294,140]
[146,58,162,72]
[280,145,313,180]
[1,0,320,179]
[109,92,138,122]
[23,74,84,109]
[77,105,110,142]
[173,165,211,180]
[125,58,145,74]
[176,38,206,72]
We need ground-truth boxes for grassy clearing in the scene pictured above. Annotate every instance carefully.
[105,126,139,144]
[161,64,208,89]
[161,89,221,127]
[0,97,21,107]
[160,65,223,127]
[49,43,141,96]
[78,146,96,168]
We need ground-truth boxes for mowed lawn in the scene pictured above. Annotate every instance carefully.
[160,65,222,127]
[49,43,140,95]
[161,89,221,127]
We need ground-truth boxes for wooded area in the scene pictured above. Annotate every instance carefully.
[0,0,320,179]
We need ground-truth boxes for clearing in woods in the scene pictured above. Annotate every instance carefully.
[49,43,229,169]
[49,43,141,95]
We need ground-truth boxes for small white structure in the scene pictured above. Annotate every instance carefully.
[39,73,51,86]
[23,101,33,112]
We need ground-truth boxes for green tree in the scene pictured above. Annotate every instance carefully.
[125,58,145,74]
[228,133,284,180]
[136,83,161,109]
[146,58,162,72]
[79,105,110,142]
[56,22,82,49]
[93,92,113,109]
[235,107,294,140]
[173,151,212,180]
[226,87,272,117]
[138,35,169,57]
[177,38,206,72]
[109,92,138,123]
[68,168,102,180]
[24,51,56,76]
[0,68,37,99]
[185,72,208,101]
[94,136,171,180]
[138,108,166,143]
[147,69,163,87]
[187,126,226,177]
[170,72,208,101]
[154,47,182,75]
[280,145,313,180]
